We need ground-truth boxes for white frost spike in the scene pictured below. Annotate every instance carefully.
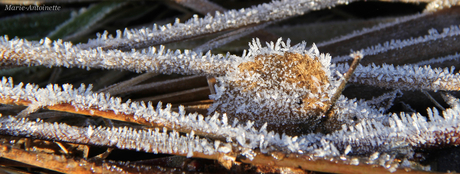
[86,126,94,137]
[369,152,380,161]
[344,145,352,155]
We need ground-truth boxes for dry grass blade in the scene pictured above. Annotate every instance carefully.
[97,72,159,94]
[134,86,210,104]
[112,75,208,95]
[0,78,246,141]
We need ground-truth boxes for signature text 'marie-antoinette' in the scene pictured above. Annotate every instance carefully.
[4,4,61,11]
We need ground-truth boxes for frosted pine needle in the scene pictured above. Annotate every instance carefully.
[80,0,355,50]
[0,36,237,75]
[336,63,460,91]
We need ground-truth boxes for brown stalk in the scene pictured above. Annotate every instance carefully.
[0,143,186,174]
[240,152,439,174]
[324,52,362,118]
[207,76,217,94]
[0,144,110,174]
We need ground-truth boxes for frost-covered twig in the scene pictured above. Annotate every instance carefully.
[413,52,460,66]
[324,51,363,117]
[0,74,458,173]
[336,63,460,91]
[0,116,226,158]
[0,36,238,76]
[80,0,355,50]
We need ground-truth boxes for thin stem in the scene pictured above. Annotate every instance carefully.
[421,90,445,111]
[97,72,159,94]
[324,51,363,118]
[207,76,216,95]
